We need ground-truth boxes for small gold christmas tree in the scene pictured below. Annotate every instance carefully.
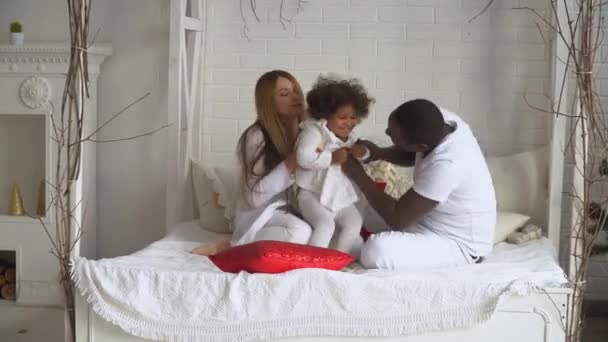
[36,180,45,217]
[8,183,25,216]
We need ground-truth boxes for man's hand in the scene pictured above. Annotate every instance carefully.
[342,155,367,178]
[350,143,369,160]
[331,147,349,164]
[356,139,382,163]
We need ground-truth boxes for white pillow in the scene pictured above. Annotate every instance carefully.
[486,146,548,226]
[495,211,531,244]
[191,160,240,233]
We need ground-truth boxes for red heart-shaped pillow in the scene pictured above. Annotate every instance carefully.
[209,240,354,274]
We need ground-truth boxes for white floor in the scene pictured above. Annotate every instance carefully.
[0,301,64,342]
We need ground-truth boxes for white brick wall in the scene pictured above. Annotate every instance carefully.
[203,0,552,165]
[204,0,608,297]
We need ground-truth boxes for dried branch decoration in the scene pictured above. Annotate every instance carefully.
[41,1,166,340]
[471,1,608,342]
[240,0,307,38]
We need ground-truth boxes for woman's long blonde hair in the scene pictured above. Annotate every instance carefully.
[238,70,304,187]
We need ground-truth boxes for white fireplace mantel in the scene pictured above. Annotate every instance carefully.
[0,42,111,312]
[0,43,112,75]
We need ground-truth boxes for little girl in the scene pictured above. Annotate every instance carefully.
[295,76,374,256]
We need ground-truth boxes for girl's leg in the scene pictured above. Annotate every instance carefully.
[254,211,312,244]
[298,190,336,248]
[334,204,364,257]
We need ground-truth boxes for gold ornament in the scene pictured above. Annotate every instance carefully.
[36,180,45,217]
[8,184,25,216]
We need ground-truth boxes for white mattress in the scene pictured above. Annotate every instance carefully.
[72,221,568,342]
[156,221,564,274]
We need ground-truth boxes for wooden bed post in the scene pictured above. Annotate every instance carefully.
[166,0,206,230]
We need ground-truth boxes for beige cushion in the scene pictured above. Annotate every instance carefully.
[486,146,549,226]
[495,211,531,244]
[191,160,240,233]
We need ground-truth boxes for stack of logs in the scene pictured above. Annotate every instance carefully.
[0,265,16,301]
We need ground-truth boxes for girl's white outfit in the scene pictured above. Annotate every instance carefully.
[231,126,312,247]
[295,119,367,256]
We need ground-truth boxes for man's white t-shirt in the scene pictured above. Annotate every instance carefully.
[412,109,496,256]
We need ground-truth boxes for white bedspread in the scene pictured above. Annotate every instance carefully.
[72,221,568,342]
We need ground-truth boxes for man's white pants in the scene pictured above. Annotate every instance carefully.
[357,198,476,271]
[360,228,476,271]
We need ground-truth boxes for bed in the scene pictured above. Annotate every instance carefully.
[73,128,573,342]
[74,1,574,340]
[73,132,574,342]
[74,143,573,342]
[72,142,574,342]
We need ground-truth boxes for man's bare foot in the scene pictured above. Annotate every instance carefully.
[191,239,231,256]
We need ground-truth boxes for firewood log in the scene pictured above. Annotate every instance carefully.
[1,283,16,300]
[5,268,16,284]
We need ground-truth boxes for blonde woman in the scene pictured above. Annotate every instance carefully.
[229,70,313,246]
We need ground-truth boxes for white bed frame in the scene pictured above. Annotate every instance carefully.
[75,0,574,341]
[75,289,571,342]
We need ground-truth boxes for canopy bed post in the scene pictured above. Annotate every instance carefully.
[166,0,206,230]
[547,0,569,256]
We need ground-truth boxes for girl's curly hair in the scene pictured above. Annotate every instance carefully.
[306,76,375,120]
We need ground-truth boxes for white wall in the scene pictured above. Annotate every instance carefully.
[1,0,169,258]
[202,0,552,167]
[94,1,169,258]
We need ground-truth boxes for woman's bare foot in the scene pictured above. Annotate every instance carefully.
[191,239,231,256]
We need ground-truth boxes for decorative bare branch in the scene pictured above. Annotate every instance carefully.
[43,2,166,341]
[240,0,307,38]
[249,0,261,22]
[88,123,171,143]
[240,0,251,40]
[476,2,608,341]
[279,0,290,29]
[70,92,151,146]
[468,0,495,24]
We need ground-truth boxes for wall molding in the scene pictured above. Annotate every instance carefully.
[0,43,112,75]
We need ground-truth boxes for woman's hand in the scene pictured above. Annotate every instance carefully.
[285,152,297,174]
[332,147,349,164]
